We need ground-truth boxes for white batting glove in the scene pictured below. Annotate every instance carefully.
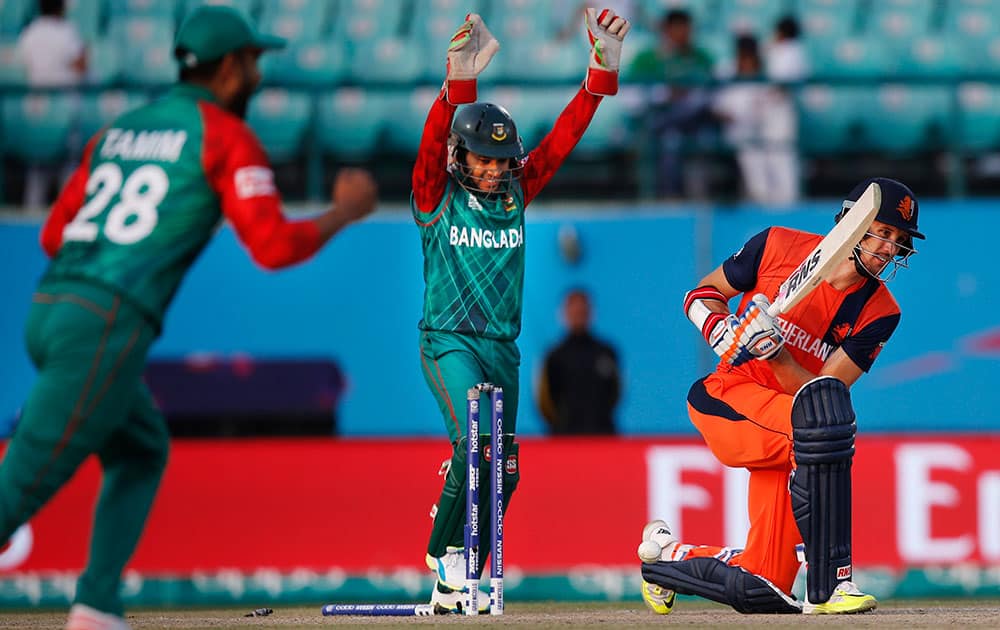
[445,13,500,105]
[584,8,630,96]
[729,294,785,366]
[705,313,743,363]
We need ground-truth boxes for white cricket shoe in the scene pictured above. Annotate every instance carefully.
[65,604,131,630]
[425,546,466,591]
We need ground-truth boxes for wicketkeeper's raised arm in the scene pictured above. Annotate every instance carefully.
[445,13,499,106]
[584,8,630,96]
[521,8,630,204]
[412,14,499,212]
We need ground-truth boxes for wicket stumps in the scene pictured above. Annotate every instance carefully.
[465,383,504,616]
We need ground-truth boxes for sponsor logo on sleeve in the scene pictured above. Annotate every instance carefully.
[234,166,277,199]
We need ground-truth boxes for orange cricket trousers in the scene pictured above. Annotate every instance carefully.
[684,371,802,594]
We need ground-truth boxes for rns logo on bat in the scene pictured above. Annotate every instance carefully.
[786,250,822,294]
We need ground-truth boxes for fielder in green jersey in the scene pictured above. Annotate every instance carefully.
[0,7,376,629]
[413,9,631,613]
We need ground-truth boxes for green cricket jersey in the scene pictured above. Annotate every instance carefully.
[40,84,323,329]
[413,179,526,340]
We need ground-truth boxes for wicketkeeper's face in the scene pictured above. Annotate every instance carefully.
[464,151,512,193]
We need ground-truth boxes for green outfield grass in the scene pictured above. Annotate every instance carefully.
[4,599,1000,629]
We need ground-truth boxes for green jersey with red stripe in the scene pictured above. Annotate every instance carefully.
[414,179,526,339]
[40,84,324,329]
[411,88,604,341]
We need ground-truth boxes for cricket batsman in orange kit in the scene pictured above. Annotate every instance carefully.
[638,178,925,614]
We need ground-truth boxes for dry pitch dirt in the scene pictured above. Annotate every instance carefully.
[1,600,999,629]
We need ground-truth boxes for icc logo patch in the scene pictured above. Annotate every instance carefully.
[491,123,508,142]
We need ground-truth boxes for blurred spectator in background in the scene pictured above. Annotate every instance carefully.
[537,288,621,435]
[15,0,87,209]
[626,9,715,198]
[713,20,806,206]
[766,15,809,84]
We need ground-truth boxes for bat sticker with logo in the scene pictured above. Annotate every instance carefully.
[767,182,882,317]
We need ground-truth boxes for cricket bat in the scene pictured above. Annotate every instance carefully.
[767,182,881,317]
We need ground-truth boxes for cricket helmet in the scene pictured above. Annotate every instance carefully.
[838,177,923,281]
[838,177,925,249]
[451,103,526,161]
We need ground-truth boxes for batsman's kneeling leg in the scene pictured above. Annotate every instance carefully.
[790,376,856,605]
[641,558,801,614]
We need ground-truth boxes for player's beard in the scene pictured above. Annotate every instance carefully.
[230,90,252,119]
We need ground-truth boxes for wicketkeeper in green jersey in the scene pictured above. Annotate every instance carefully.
[413,8,630,613]
[0,6,376,629]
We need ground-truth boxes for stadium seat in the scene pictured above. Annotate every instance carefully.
[87,38,121,86]
[858,84,952,154]
[107,0,177,18]
[331,0,404,43]
[957,82,1000,152]
[806,36,892,79]
[259,41,346,87]
[259,1,328,41]
[349,37,425,85]
[410,0,482,41]
[67,0,103,42]
[495,39,582,84]
[796,0,859,42]
[108,16,176,85]
[899,33,962,79]
[796,84,868,155]
[0,0,31,37]
[379,87,438,155]
[180,0,258,20]
[247,88,312,163]
[866,0,935,56]
[490,0,558,41]
[714,0,786,37]
[78,89,147,143]
[316,88,391,161]
[0,39,25,88]
[1,93,74,163]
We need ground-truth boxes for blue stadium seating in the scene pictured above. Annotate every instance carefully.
[858,84,952,154]
[349,37,426,85]
[0,39,24,87]
[180,0,258,20]
[714,0,787,38]
[379,87,438,155]
[107,15,176,86]
[259,1,328,41]
[806,36,892,80]
[0,0,31,37]
[67,0,104,42]
[796,84,869,155]
[1,93,75,162]
[78,89,148,143]
[795,0,859,42]
[247,88,312,163]
[107,0,177,19]
[330,0,404,42]
[957,81,1000,152]
[316,88,392,161]
[259,41,346,87]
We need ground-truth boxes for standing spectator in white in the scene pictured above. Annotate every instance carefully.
[15,0,87,209]
[713,16,808,206]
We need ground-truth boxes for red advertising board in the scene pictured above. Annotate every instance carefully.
[1,436,998,574]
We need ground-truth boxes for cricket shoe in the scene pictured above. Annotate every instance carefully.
[65,604,131,630]
[425,546,466,592]
[640,579,675,615]
[803,581,877,615]
[429,581,491,615]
